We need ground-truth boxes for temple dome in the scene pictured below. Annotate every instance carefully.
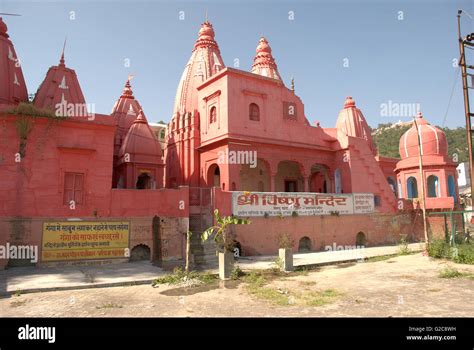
[111,78,143,135]
[33,51,86,114]
[336,96,376,154]
[172,20,225,117]
[399,112,448,159]
[251,37,282,81]
[118,110,163,165]
[0,17,28,107]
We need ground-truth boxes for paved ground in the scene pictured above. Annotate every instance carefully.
[2,253,473,317]
[0,243,422,295]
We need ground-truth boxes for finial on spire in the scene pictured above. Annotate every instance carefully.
[59,37,67,66]
[205,9,208,22]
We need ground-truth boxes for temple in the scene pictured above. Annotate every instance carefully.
[0,17,463,267]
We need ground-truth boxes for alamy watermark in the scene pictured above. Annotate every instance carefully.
[217,150,257,168]
[380,100,421,118]
[0,243,38,263]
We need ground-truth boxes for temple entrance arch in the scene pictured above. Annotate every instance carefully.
[207,164,221,188]
[240,158,270,192]
[276,160,304,192]
[136,172,152,189]
[309,164,331,193]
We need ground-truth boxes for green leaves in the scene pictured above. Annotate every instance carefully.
[201,209,250,243]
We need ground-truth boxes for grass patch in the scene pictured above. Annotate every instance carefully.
[241,270,341,307]
[438,266,470,279]
[151,267,218,286]
[95,302,123,309]
[10,300,26,307]
[365,255,394,263]
[299,281,317,287]
[301,289,343,307]
[429,239,474,264]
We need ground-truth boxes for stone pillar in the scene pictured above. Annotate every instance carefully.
[270,173,276,192]
[304,176,310,192]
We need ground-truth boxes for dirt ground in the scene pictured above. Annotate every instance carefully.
[1,253,474,317]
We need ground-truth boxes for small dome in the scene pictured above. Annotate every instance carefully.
[119,110,163,165]
[336,96,376,154]
[399,112,447,159]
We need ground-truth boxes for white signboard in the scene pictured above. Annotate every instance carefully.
[232,192,374,217]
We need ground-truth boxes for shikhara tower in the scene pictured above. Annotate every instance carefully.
[165,20,225,187]
[0,17,27,107]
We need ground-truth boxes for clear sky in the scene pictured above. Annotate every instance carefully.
[1,0,473,128]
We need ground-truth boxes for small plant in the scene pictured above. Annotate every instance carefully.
[329,211,340,216]
[202,209,250,252]
[263,212,269,218]
[277,233,294,249]
[428,239,451,259]
[231,265,244,280]
[398,234,411,255]
[14,289,21,297]
[273,257,284,270]
[291,211,298,217]
[439,266,464,279]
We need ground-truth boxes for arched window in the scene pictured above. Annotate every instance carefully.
[160,129,166,140]
[407,177,418,199]
[209,106,217,124]
[387,177,397,197]
[249,103,260,121]
[356,232,366,247]
[448,175,457,203]
[298,237,312,252]
[334,169,342,194]
[427,175,440,198]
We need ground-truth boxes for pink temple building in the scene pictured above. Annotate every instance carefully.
[0,17,463,267]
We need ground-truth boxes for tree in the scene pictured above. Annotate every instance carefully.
[201,209,250,252]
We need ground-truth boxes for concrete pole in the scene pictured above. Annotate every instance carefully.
[414,117,429,251]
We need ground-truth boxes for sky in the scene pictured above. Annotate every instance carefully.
[1,0,474,128]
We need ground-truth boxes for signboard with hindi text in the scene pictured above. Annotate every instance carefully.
[42,221,130,262]
[232,192,374,217]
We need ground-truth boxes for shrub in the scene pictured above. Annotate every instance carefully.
[452,244,474,265]
[428,239,451,259]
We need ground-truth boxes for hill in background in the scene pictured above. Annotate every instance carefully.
[371,122,468,163]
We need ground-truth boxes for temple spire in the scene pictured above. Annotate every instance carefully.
[59,37,67,66]
[251,36,282,81]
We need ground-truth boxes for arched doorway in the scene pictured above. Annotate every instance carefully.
[298,237,312,252]
[427,175,440,198]
[130,244,151,261]
[406,177,418,199]
[207,164,221,188]
[276,161,304,192]
[136,173,152,189]
[310,164,331,193]
[356,232,366,247]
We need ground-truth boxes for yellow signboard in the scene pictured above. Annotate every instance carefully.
[42,221,130,262]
